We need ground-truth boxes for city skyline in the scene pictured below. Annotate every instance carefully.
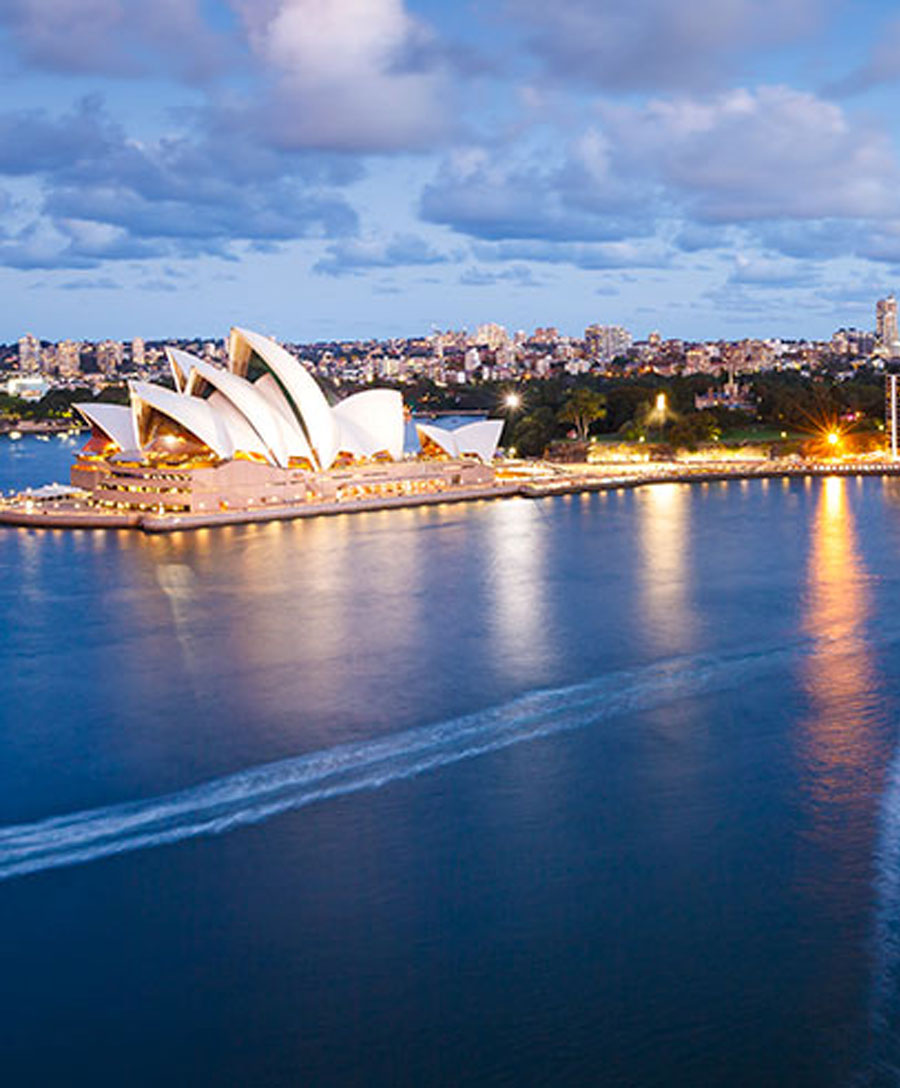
[4,2,900,342]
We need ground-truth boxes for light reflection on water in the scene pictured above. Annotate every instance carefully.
[799,477,885,832]
[487,498,552,683]
[792,478,893,1075]
[637,483,696,656]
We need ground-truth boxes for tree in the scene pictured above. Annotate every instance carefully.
[666,411,719,451]
[511,406,556,457]
[557,388,607,441]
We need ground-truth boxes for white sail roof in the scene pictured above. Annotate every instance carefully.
[166,347,191,393]
[130,381,234,458]
[416,420,503,463]
[416,422,458,458]
[251,373,318,466]
[184,357,313,468]
[228,327,338,469]
[74,402,139,453]
[206,391,271,460]
[451,420,504,463]
[332,389,404,460]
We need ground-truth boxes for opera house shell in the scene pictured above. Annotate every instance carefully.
[71,327,504,516]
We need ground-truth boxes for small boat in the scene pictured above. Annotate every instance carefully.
[8,430,22,440]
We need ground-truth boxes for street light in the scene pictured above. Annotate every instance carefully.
[504,392,521,410]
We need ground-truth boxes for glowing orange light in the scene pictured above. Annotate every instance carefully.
[827,431,840,446]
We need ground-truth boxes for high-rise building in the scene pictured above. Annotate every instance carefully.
[585,324,632,362]
[18,333,40,372]
[97,340,124,375]
[131,337,145,368]
[472,323,509,351]
[56,340,81,376]
[877,295,900,355]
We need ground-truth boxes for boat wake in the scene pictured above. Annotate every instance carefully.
[863,751,900,1085]
[0,645,793,882]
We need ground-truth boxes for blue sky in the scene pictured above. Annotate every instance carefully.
[3,0,900,343]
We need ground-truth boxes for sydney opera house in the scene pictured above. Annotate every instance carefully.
[70,327,504,516]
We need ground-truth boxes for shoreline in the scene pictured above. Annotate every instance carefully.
[2,459,899,533]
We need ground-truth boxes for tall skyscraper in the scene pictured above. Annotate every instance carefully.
[17,333,40,371]
[877,295,900,354]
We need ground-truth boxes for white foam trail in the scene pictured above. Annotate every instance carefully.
[862,750,900,1084]
[0,646,793,882]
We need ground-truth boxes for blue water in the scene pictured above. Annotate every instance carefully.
[3,435,900,1085]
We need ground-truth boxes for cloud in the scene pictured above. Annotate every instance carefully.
[472,239,671,270]
[0,96,119,175]
[826,16,900,96]
[507,0,822,91]
[856,222,900,265]
[458,264,539,287]
[56,277,119,291]
[2,1,455,154]
[313,233,449,276]
[741,219,857,260]
[228,0,452,151]
[673,223,737,252]
[0,98,362,271]
[727,254,821,287]
[421,139,652,243]
[0,217,173,270]
[604,86,900,222]
[0,0,228,79]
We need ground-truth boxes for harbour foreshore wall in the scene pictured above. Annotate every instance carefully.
[3,460,900,533]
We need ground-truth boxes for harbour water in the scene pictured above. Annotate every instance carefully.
[3,434,900,1085]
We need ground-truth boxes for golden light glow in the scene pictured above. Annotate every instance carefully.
[638,483,694,654]
[797,476,887,887]
[827,431,840,446]
[655,392,666,413]
[504,392,522,410]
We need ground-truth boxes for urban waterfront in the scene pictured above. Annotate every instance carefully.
[4,436,900,1085]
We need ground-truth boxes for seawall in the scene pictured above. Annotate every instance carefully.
[2,461,899,533]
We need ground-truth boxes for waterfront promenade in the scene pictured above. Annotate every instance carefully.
[2,457,899,533]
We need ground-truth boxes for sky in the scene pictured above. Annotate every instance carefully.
[3,0,900,343]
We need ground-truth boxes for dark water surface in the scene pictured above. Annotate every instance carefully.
[3,435,900,1085]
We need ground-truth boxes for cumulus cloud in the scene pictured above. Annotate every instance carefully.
[727,254,821,287]
[746,219,864,260]
[508,0,822,91]
[0,0,228,79]
[0,217,151,270]
[0,98,361,271]
[0,96,119,175]
[603,86,900,222]
[313,233,449,276]
[228,0,452,151]
[1,0,455,154]
[421,139,652,243]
